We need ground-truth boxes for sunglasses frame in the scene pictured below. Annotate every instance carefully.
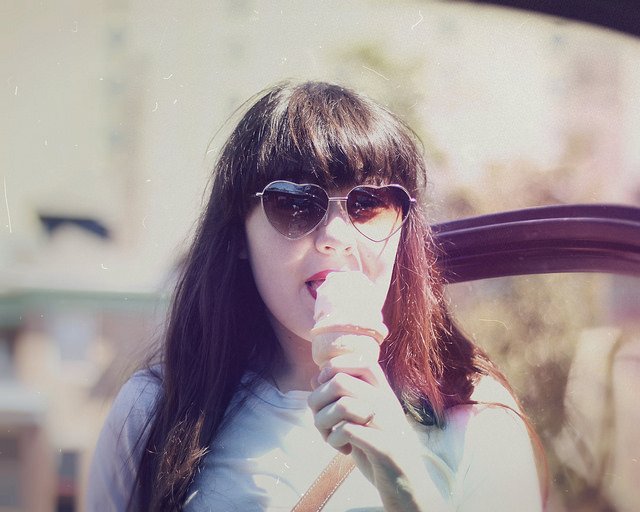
[254,180,416,242]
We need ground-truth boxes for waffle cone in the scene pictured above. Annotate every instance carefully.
[311,331,382,369]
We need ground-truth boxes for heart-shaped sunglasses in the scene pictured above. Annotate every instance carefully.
[254,180,416,241]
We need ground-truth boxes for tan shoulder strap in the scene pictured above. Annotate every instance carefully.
[291,452,356,512]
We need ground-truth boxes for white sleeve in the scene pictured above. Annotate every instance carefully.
[455,402,544,512]
[85,371,161,512]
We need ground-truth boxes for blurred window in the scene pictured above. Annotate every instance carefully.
[0,436,20,508]
[49,312,97,362]
[56,451,78,512]
[0,331,15,379]
[447,273,640,510]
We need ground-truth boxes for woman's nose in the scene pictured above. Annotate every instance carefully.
[314,202,356,254]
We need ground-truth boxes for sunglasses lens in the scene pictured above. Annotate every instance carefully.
[261,182,328,239]
[346,186,412,241]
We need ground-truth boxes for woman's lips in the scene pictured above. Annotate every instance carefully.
[306,281,322,300]
[305,270,336,300]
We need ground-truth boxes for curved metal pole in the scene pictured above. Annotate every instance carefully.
[432,204,640,283]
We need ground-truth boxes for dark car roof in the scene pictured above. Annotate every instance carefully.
[456,0,640,38]
[433,204,640,282]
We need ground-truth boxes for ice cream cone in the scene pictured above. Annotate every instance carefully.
[310,271,388,369]
[311,330,382,369]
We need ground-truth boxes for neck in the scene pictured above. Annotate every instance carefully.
[273,360,317,393]
[268,321,319,393]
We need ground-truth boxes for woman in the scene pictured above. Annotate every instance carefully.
[86,81,544,511]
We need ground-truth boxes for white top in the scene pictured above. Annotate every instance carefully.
[86,371,543,511]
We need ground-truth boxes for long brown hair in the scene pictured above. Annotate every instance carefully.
[131,81,518,510]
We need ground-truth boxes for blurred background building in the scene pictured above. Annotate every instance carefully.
[2,1,639,511]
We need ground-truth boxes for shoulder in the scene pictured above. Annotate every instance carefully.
[442,377,544,511]
[102,367,163,442]
[113,368,163,422]
[85,367,163,511]
[113,368,164,454]
[446,376,529,463]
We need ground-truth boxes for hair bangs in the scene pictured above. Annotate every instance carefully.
[286,91,412,191]
[222,82,424,218]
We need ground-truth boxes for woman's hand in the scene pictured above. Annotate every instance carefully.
[307,353,451,512]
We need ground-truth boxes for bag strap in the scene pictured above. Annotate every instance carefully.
[291,452,356,512]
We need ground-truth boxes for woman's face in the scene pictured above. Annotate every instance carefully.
[244,186,402,346]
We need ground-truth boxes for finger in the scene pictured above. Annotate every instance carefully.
[317,353,385,387]
[336,441,352,455]
[314,396,377,439]
[310,373,321,390]
[308,372,374,414]
[325,420,386,456]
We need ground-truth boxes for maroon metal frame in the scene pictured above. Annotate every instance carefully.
[433,204,640,283]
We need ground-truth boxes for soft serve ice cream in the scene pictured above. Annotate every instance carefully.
[310,271,389,369]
